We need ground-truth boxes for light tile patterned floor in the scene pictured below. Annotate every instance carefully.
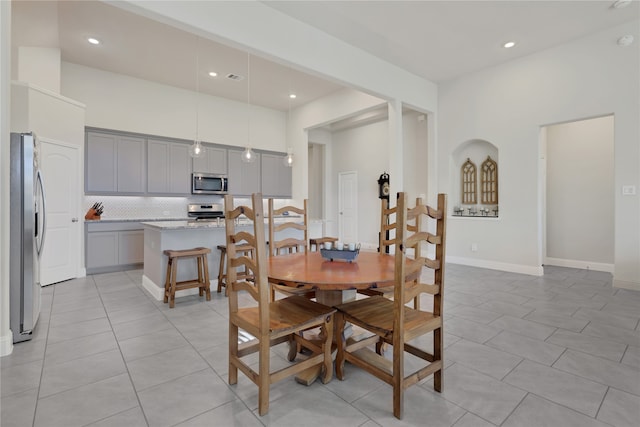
[1,265,639,426]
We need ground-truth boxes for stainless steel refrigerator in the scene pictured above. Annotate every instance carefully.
[10,132,46,343]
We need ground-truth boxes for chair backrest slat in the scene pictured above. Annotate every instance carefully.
[268,199,309,256]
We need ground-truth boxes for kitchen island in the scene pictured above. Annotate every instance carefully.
[141,220,230,301]
[141,218,313,301]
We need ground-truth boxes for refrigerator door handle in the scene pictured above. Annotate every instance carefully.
[36,169,46,257]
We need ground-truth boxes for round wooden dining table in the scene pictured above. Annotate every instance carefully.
[267,251,396,306]
[268,250,398,385]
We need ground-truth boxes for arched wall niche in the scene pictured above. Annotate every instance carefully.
[450,139,499,217]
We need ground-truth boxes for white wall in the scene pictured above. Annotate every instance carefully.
[17,47,61,93]
[439,21,639,287]
[545,115,614,270]
[332,119,388,247]
[61,62,286,151]
[402,111,429,203]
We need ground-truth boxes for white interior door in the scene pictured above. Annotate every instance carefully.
[39,140,80,285]
[338,171,358,243]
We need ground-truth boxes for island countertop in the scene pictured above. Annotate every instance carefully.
[141,220,224,230]
[141,216,302,230]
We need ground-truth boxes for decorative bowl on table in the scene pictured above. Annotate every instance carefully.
[320,244,361,262]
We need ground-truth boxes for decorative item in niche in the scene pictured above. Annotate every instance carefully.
[481,156,498,204]
[455,156,498,218]
[461,158,477,205]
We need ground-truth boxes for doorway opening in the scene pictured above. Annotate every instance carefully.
[542,115,614,273]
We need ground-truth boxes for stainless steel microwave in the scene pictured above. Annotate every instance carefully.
[191,173,228,195]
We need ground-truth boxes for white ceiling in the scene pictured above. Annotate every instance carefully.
[11,0,639,112]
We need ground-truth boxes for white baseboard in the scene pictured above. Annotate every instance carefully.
[446,256,544,276]
[544,257,614,273]
[141,274,215,301]
[0,330,14,357]
[613,278,640,291]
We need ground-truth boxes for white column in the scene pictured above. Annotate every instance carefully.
[1,0,14,356]
[387,99,404,198]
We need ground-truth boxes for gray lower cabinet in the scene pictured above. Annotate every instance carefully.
[228,149,261,196]
[147,139,191,195]
[192,144,227,175]
[86,222,144,274]
[261,153,292,197]
[86,131,146,194]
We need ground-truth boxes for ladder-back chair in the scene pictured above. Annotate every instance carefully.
[225,193,335,416]
[268,199,315,300]
[335,192,447,420]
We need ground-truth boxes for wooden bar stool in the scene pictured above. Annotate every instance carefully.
[309,237,338,252]
[216,244,255,295]
[163,247,211,308]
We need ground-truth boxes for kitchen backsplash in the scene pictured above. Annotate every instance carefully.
[84,196,294,220]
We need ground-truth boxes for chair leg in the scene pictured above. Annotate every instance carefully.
[321,314,334,384]
[434,327,443,392]
[392,332,404,419]
[228,323,238,386]
[197,256,204,297]
[169,259,177,308]
[163,257,172,304]
[217,248,226,293]
[202,253,211,301]
[258,336,271,416]
[335,312,346,380]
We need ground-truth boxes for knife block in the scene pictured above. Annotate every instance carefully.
[84,208,101,220]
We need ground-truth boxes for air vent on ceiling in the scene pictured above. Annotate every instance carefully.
[226,73,245,81]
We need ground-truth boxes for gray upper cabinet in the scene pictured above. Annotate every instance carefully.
[86,132,117,192]
[147,139,169,193]
[147,139,191,195]
[261,153,292,197]
[228,149,261,196]
[86,131,145,194]
[192,145,227,175]
[86,129,288,198]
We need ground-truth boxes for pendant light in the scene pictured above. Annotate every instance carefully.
[189,38,205,158]
[241,52,255,163]
[283,90,294,167]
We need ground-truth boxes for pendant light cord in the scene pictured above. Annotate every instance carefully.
[195,39,200,143]
[247,52,250,146]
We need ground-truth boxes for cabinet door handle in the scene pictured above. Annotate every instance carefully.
[71,218,79,223]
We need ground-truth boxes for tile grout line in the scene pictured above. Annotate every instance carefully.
[94,274,152,427]
[31,282,58,427]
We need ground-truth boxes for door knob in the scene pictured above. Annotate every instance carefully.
[71,218,79,222]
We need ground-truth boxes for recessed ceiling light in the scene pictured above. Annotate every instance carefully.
[87,37,100,45]
[612,0,632,9]
[208,71,218,77]
[503,41,516,49]
[289,94,297,99]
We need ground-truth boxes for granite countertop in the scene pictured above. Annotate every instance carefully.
[142,220,225,230]
[142,216,303,230]
[86,218,189,223]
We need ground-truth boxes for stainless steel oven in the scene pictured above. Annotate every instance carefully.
[191,172,228,195]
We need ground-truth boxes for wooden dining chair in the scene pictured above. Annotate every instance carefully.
[267,199,315,300]
[358,196,422,310]
[335,192,447,420]
[224,193,336,416]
